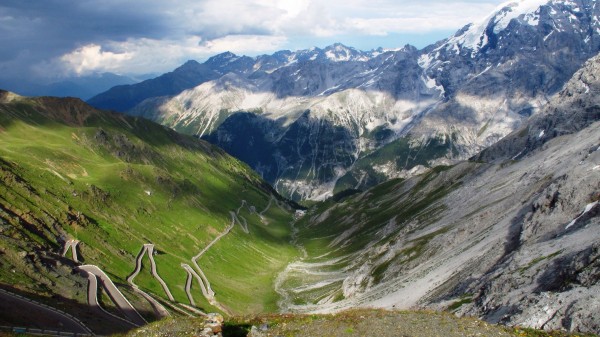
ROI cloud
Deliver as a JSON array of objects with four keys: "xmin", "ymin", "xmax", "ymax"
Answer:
[
  {"xmin": 199, "ymin": 35, "xmax": 289, "ymax": 54},
  {"xmin": 0, "ymin": 0, "xmax": 506, "ymax": 82},
  {"xmin": 47, "ymin": 35, "xmax": 289, "ymax": 77},
  {"xmin": 60, "ymin": 45, "xmax": 134, "ymax": 75},
  {"xmin": 340, "ymin": 1, "xmax": 501, "ymax": 35}
]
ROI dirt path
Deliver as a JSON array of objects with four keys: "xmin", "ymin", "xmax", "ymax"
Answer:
[{"xmin": 78, "ymin": 265, "xmax": 147, "ymax": 327}]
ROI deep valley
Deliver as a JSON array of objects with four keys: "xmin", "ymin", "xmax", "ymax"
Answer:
[{"xmin": 0, "ymin": 0, "xmax": 599, "ymax": 336}]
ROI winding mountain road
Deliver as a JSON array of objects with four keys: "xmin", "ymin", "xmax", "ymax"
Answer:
[
  {"xmin": 61, "ymin": 239, "xmax": 80, "ymax": 263},
  {"xmin": 181, "ymin": 263, "xmax": 211, "ymax": 304},
  {"xmin": 77, "ymin": 265, "xmax": 147, "ymax": 327},
  {"xmin": 258, "ymin": 196, "xmax": 274, "ymax": 223},
  {"xmin": 190, "ymin": 212, "xmax": 237, "ymax": 299},
  {"xmin": 127, "ymin": 244, "xmax": 172, "ymax": 318},
  {"xmin": 182, "ymin": 265, "xmax": 196, "ymax": 307},
  {"xmin": 0, "ymin": 288, "xmax": 93, "ymax": 335},
  {"xmin": 182, "ymin": 202, "xmax": 253, "ymax": 315}
]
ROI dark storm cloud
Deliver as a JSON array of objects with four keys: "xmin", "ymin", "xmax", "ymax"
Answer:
[{"xmin": 0, "ymin": 0, "xmax": 171, "ymax": 79}]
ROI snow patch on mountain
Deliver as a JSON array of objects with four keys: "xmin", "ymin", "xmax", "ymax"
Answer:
[
  {"xmin": 565, "ymin": 201, "xmax": 599, "ymax": 229},
  {"xmin": 442, "ymin": 0, "xmax": 550, "ymax": 56},
  {"xmin": 492, "ymin": 0, "xmax": 547, "ymax": 33}
]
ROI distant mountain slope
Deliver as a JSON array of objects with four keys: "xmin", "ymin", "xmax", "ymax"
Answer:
[
  {"xmin": 87, "ymin": 59, "xmax": 226, "ymax": 111},
  {"xmin": 277, "ymin": 51, "xmax": 600, "ymax": 333},
  {"xmin": 102, "ymin": 0, "xmax": 600, "ymax": 201},
  {"xmin": 275, "ymin": 52, "xmax": 600, "ymax": 333},
  {"xmin": 1, "ymin": 72, "xmax": 138, "ymax": 101},
  {"xmin": 0, "ymin": 90, "xmax": 297, "ymax": 334}
]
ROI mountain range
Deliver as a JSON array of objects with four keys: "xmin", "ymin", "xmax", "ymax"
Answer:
[
  {"xmin": 0, "ymin": 48, "xmax": 597, "ymax": 333},
  {"xmin": 0, "ymin": 0, "xmax": 599, "ymax": 335},
  {"xmin": 89, "ymin": 0, "xmax": 600, "ymax": 201}
]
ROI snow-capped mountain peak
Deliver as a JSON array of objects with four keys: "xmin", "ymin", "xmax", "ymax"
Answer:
[
  {"xmin": 443, "ymin": 0, "xmax": 550, "ymax": 56},
  {"xmin": 323, "ymin": 43, "xmax": 369, "ymax": 62},
  {"xmin": 490, "ymin": 0, "xmax": 548, "ymax": 33}
]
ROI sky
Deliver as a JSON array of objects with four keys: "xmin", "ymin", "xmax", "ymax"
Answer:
[{"xmin": 0, "ymin": 0, "xmax": 507, "ymax": 84}]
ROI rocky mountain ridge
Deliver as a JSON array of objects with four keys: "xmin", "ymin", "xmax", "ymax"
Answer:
[
  {"xmin": 274, "ymin": 52, "xmax": 600, "ymax": 333},
  {"xmin": 90, "ymin": 0, "xmax": 600, "ymax": 201}
]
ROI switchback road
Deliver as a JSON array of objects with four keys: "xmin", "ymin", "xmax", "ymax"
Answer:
[{"xmin": 77, "ymin": 265, "xmax": 146, "ymax": 327}]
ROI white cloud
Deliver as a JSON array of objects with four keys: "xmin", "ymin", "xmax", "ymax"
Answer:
[
  {"xmin": 60, "ymin": 44, "xmax": 134, "ymax": 75},
  {"xmin": 199, "ymin": 35, "xmax": 288, "ymax": 53},
  {"xmin": 342, "ymin": 2, "xmax": 501, "ymax": 35},
  {"xmin": 168, "ymin": 0, "xmax": 502, "ymax": 38},
  {"xmin": 49, "ymin": 0, "xmax": 505, "ymax": 76},
  {"xmin": 56, "ymin": 35, "xmax": 288, "ymax": 76}
]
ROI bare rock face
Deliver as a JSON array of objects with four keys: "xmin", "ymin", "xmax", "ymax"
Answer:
[
  {"xmin": 275, "ymin": 53, "xmax": 600, "ymax": 334},
  {"xmin": 476, "ymin": 53, "xmax": 600, "ymax": 163},
  {"xmin": 426, "ymin": 53, "xmax": 600, "ymax": 333},
  {"xmin": 96, "ymin": 0, "xmax": 600, "ymax": 201}
]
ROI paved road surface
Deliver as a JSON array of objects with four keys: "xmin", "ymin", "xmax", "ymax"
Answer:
[
  {"xmin": 127, "ymin": 244, "xmax": 172, "ymax": 318},
  {"xmin": 128, "ymin": 244, "xmax": 174, "ymax": 301},
  {"xmin": 78, "ymin": 265, "xmax": 147, "ymax": 326},
  {"xmin": 181, "ymin": 263, "xmax": 211, "ymax": 303},
  {"xmin": 0, "ymin": 288, "xmax": 93, "ymax": 335},
  {"xmin": 61, "ymin": 239, "xmax": 80, "ymax": 263},
  {"xmin": 182, "ymin": 266, "xmax": 196, "ymax": 306},
  {"xmin": 144, "ymin": 244, "xmax": 174, "ymax": 301}
]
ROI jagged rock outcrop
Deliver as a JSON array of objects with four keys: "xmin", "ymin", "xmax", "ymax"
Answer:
[
  {"xmin": 275, "ymin": 52, "xmax": 600, "ymax": 333},
  {"xmin": 450, "ymin": 49, "xmax": 600, "ymax": 334}
]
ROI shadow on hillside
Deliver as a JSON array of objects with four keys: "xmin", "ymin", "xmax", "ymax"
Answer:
[
  {"xmin": 223, "ymin": 322, "xmax": 252, "ymax": 337},
  {"xmin": 202, "ymin": 110, "xmax": 358, "ymax": 200},
  {"xmin": 0, "ymin": 284, "xmax": 147, "ymax": 336},
  {"xmin": 0, "ymin": 93, "xmax": 223, "ymax": 153}
]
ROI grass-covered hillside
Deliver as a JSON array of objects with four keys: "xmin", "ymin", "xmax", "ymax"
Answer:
[{"xmin": 0, "ymin": 90, "xmax": 298, "ymax": 334}]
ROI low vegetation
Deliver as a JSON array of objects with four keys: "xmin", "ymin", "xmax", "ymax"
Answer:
[{"xmin": 114, "ymin": 309, "xmax": 598, "ymax": 337}]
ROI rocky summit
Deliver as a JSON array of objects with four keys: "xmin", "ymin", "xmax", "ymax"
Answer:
[{"xmin": 89, "ymin": 0, "xmax": 600, "ymax": 201}]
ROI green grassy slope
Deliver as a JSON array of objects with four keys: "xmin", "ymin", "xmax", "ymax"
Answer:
[{"xmin": 0, "ymin": 91, "xmax": 298, "ymax": 326}]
